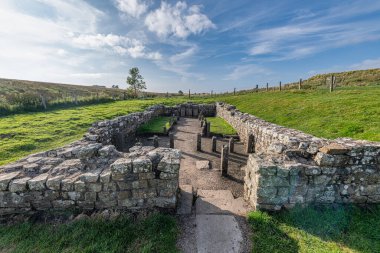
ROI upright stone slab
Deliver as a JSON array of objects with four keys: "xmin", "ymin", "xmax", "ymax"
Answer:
[
  {"xmin": 206, "ymin": 122, "xmax": 211, "ymax": 137},
  {"xmin": 180, "ymin": 107, "xmax": 186, "ymax": 117},
  {"xmin": 153, "ymin": 135, "xmax": 159, "ymax": 148},
  {"xmin": 196, "ymin": 133, "xmax": 202, "ymax": 151},
  {"xmin": 246, "ymin": 134, "xmax": 255, "ymax": 154},
  {"xmin": 211, "ymin": 136, "xmax": 217, "ymax": 152},
  {"xmin": 169, "ymin": 132, "xmax": 174, "ymax": 148},
  {"xmin": 221, "ymin": 145, "xmax": 229, "ymax": 177},
  {"xmin": 228, "ymin": 138, "xmax": 234, "ymax": 153}
]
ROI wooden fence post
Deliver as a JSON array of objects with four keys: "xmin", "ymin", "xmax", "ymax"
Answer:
[
  {"xmin": 188, "ymin": 89, "xmax": 191, "ymax": 99},
  {"xmin": 40, "ymin": 94, "xmax": 47, "ymax": 110},
  {"xmin": 221, "ymin": 145, "xmax": 229, "ymax": 177},
  {"xmin": 279, "ymin": 81, "xmax": 282, "ymax": 91},
  {"xmin": 266, "ymin": 83, "xmax": 269, "ymax": 91},
  {"xmin": 234, "ymin": 88, "xmax": 236, "ymax": 95},
  {"xmin": 330, "ymin": 75, "xmax": 334, "ymax": 92},
  {"xmin": 256, "ymin": 84, "xmax": 259, "ymax": 93},
  {"xmin": 299, "ymin": 79, "xmax": 302, "ymax": 90}
]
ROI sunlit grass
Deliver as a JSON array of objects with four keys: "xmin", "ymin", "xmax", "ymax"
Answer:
[{"xmin": 248, "ymin": 205, "xmax": 380, "ymax": 253}]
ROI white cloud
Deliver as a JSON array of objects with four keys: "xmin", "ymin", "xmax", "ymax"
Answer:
[
  {"xmin": 145, "ymin": 2, "xmax": 215, "ymax": 39},
  {"xmin": 225, "ymin": 64, "xmax": 270, "ymax": 81},
  {"xmin": 350, "ymin": 58, "xmax": 380, "ymax": 70},
  {"xmin": 115, "ymin": 0, "xmax": 148, "ymax": 18},
  {"xmin": 71, "ymin": 33, "xmax": 161, "ymax": 60}
]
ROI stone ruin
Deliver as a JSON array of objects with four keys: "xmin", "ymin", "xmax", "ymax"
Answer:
[
  {"xmin": 0, "ymin": 101, "xmax": 379, "ymax": 216},
  {"xmin": 0, "ymin": 103, "xmax": 215, "ymax": 217},
  {"xmin": 216, "ymin": 102, "xmax": 380, "ymax": 211}
]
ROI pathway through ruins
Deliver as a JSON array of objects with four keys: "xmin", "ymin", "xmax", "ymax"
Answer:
[{"xmin": 155, "ymin": 118, "xmax": 252, "ymax": 253}]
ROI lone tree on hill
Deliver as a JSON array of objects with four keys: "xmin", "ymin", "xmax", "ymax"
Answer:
[{"xmin": 127, "ymin": 67, "xmax": 146, "ymax": 97}]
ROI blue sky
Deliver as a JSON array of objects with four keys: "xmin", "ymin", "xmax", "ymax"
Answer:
[{"xmin": 1, "ymin": 0, "xmax": 380, "ymax": 92}]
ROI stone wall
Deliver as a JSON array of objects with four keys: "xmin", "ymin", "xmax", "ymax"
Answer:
[
  {"xmin": 0, "ymin": 141, "xmax": 180, "ymax": 216},
  {"xmin": 216, "ymin": 102, "xmax": 380, "ymax": 210},
  {"xmin": 86, "ymin": 103, "xmax": 215, "ymax": 150},
  {"xmin": 0, "ymin": 102, "xmax": 215, "ymax": 217}
]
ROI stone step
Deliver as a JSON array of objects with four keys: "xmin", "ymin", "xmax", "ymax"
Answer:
[
  {"xmin": 177, "ymin": 184, "xmax": 194, "ymax": 215},
  {"xmin": 196, "ymin": 214, "xmax": 243, "ymax": 253},
  {"xmin": 197, "ymin": 189, "xmax": 234, "ymax": 200},
  {"xmin": 195, "ymin": 197, "xmax": 249, "ymax": 216}
]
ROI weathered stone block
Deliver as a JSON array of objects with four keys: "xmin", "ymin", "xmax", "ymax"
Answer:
[
  {"xmin": 305, "ymin": 166, "xmax": 321, "ymax": 175},
  {"xmin": 319, "ymin": 143, "xmax": 350, "ymax": 155},
  {"xmin": 68, "ymin": 191, "xmax": 83, "ymax": 201},
  {"xmin": 154, "ymin": 196, "xmax": 176, "ymax": 208},
  {"xmin": 139, "ymin": 172, "xmax": 155, "ymax": 180},
  {"xmin": 111, "ymin": 158, "xmax": 132, "ymax": 174},
  {"xmin": 277, "ymin": 168, "xmax": 289, "ymax": 177},
  {"xmin": 9, "ymin": 177, "xmax": 31, "ymax": 192},
  {"xmin": 314, "ymin": 152, "xmax": 348, "ymax": 167},
  {"xmin": 258, "ymin": 166, "xmax": 277, "ymax": 176},
  {"xmin": 132, "ymin": 180, "xmax": 148, "ymax": 189},
  {"xmin": 87, "ymin": 183, "xmax": 102, "ymax": 192},
  {"xmin": 259, "ymin": 176, "xmax": 289, "ymax": 187},
  {"xmin": 100, "ymin": 169, "xmax": 111, "ymax": 183},
  {"xmin": 80, "ymin": 172, "xmax": 100, "ymax": 183},
  {"xmin": 28, "ymin": 173, "xmax": 48, "ymax": 191},
  {"xmin": 160, "ymin": 172, "xmax": 177, "ymax": 179},
  {"xmin": 46, "ymin": 175, "xmax": 64, "ymax": 190},
  {"xmin": 257, "ymin": 187, "xmax": 277, "ymax": 198},
  {"xmin": 132, "ymin": 157, "xmax": 152, "ymax": 173},
  {"xmin": 132, "ymin": 189, "xmax": 157, "ymax": 199},
  {"xmin": 0, "ymin": 171, "xmax": 20, "ymax": 191},
  {"xmin": 85, "ymin": 192, "xmax": 97, "ymax": 202},
  {"xmin": 74, "ymin": 180, "xmax": 86, "ymax": 192},
  {"xmin": 52, "ymin": 200, "xmax": 75, "ymax": 209}
]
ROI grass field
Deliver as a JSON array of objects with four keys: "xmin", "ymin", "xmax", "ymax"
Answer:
[
  {"xmin": 210, "ymin": 86, "xmax": 380, "ymax": 141},
  {"xmin": 0, "ymin": 213, "xmax": 178, "ymax": 253},
  {"xmin": 137, "ymin": 116, "xmax": 172, "ymax": 134},
  {"xmin": 206, "ymin": 117, "xmax": 237, "ymax": 136},
  {"xmin": 1, "ymin": 86, "xmax": 379, "ymax": 165},
  {"xmin": 249, "ymin": 205, "xmax": 380, "ymax": 253}
]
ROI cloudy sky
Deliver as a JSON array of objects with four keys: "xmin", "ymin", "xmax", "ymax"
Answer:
[{"xmin": 1, "ymin": 0, "xmax": 380, "ymax": 92}]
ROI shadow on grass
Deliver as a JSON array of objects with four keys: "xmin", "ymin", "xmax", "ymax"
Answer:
[
  {"xmin": 248, "ymin": 211, "xmax": 299, "ymax": 253},
  {"xmin": 249, "ymin": 205, "xmax": 380, "ymax": 253},
  {"xmin": 0, "ymin": 213, "xmax": 179, "ymax": 253}
]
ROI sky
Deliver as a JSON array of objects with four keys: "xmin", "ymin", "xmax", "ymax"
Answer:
[{"xmin": 0, "ymin": 0, "xmax": 380, "ymax": 93}]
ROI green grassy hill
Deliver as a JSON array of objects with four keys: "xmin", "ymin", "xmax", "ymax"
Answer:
[
  {"xmin": 0, "ymin": 78, "xmax": 174, "ymax": 115},
  {"xmin": 284, "ymin": 68, "xmax": 380, "ymax": 90}
]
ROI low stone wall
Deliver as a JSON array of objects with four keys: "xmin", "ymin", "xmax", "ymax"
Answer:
[
  {"xmin": 86, "ymin": 103, "xmax": 215, "ymax": 150},
  {"xmin": 0, "ymin": 142, "xmax": 180, "ymax": 216},
  {"xmin": 217, "ymin": 102, "xmax": 380, "ymax": 210}
]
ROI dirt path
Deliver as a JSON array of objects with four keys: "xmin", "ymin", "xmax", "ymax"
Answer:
[{"xmin": 171, "ymin": 118, "xmax": 252, "ymax": 253}]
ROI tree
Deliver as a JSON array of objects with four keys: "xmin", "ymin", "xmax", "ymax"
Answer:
[
  {"xmin": 126, "ymin": 67, "xmax": 146, "ymax": 97},
  {"xmin": 178, "ymin": 90, "xmax": 184, "ymax": 95}
]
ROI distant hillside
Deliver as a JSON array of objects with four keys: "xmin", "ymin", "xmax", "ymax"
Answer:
[
  {"xmin": 0, "ymin": 78, "xmax": 171, "ymax": 115},
  {"xmin": 286, "ymin": 68, "xmax": 380, "ymax": 89}
]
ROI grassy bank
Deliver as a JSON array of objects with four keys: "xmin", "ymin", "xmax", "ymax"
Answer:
[
  {"xmin": 1, "ymin": 86, "xmax": 379, "ymax": 165},
  {"xmin": 212, "ymin": 86, "xmax": 380, "ymax": 141},
  {"xmin": 137, "ymin": 116, "xmax": 172, "ymax": 135},
  {"xmin": 0, "ymin": 98, "xmax": 184, "ymax": 166},
  {"xmin": 0, "ymin": 213, "xmax": 178, "ymax": 253},
  {"xmin": 249, "ymin": 205, "xmax": 380, "ymax": 253},
  {"xmin": 206, "ymin": 117, "xmax": 237, "ymax": 136}
]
